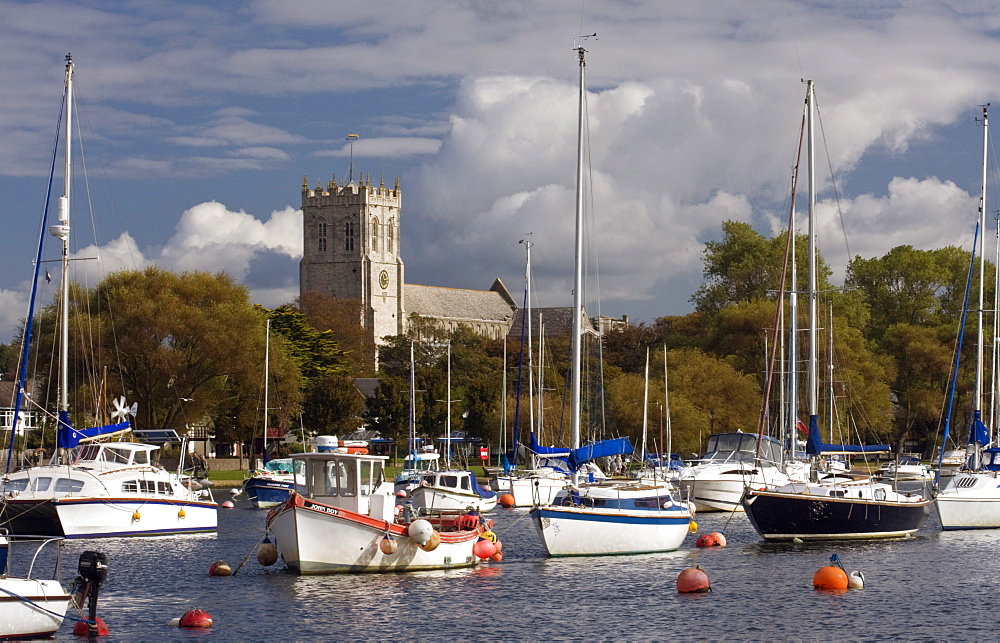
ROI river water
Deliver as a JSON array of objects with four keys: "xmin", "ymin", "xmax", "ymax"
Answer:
[{"xmin": 36, "ymin": 493, "xmax": 996, "ymax": 641}]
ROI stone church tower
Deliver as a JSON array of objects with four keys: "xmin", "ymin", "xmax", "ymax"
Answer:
[{"xmin": 299, "ymin": 174, "xmax": 404, "ymax": 342}]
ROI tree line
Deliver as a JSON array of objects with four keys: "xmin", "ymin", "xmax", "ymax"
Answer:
[{"xmin": 1, "ymin": 220, "xmax": 983, "ymax": 459}]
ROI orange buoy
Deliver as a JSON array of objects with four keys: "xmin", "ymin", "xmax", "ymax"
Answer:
[
  {"xmin": 72, "ymin": 616, "xmax": 109, "ymax": 636},
  {"xmin": 490, "ymin": 551, "xmax": 503, "ymax": 562},
  {"xmin": 709, "ymin": 532, "xmax": 727, "ymax": 547},
  {"xmin": 379, "ymin": 534, "xmax": 398, "ymax": 555},
  {"xmin": 221, "ymin": 500, "xmax": 235, "ymax": 509},
  {"xmin": 499, "ymin": 494, "xmax": 515, "ymax": 508},
  {"xmin": 178, "ymin": 508, "xmax": 186, "ymax": 519},
  {"xmin": 695, "ymin": 533, "xmax": 717, "ymax": 548},
  {"xmin": 494, "ymin": 540, "xmax": 503, "ymax": 553},
  {"xmin": 208, "ymin": 560, "xmax": 232, "ymax": 576},
  {"xmin": 813, "ymin": 566, "xmax": 849, "ymax": 590},
  {"xmin": 131, "ymin": 510, "xmax": 141, "ymax": 522},
  {"xmin": 473, "ymin": 538, "xmax": 497, "ymax": 560},
  {"xmin": 676, "ymin": 566, "xmax": 712, "ymax": 593},
  {"xmin": 179, "ymin": 608, "xmax": 213, "ymax": 628},
  {"xmin": 418, "ymin": 530, "xmax": 441, "ymax": 552}
]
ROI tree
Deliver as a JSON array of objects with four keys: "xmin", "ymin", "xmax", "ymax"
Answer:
[
  {"xmin": 304, "ymin": 373, "xmax": 366, "ymax": 434},
  {"xmin": 297, "ymin": 291, "xmax": 376, "ymax": 376}
]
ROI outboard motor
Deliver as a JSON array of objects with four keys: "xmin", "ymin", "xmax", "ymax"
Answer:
[{"xmin": 73, "ymin": 551, "xmax": 108, "ymax": 636}]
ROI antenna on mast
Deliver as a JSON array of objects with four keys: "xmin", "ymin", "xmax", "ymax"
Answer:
[{"xmin": 346, "ymin": 133, "xmax": 359, "ymax": 183}]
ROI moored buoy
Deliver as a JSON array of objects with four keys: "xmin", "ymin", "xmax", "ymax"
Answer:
[
  {"xmin": 418, "ymin": 530, "xmax": 441, "ymax": 552},
  {"xmin": 813, "ymin": 565, "xmax": 848, "ymax": 590},
  {"xmin": 407, "ymin": 519, "xmax": 434, "ymax": 546},
  {"xmin": 208, "ymin": 560, "xmax": 232, "ymax": 576},
  {"xmin": 73, "ymin": 616, "xmax": 109, "ymax": 636},
  {"xmin": 494, "ymin": 540, "xmax": 503, "ymax": 553},
  {"xmin": 379, "ymin": 534, "xmax": 398, "ymax": 555},
  {"xmin": 257, "ymin": 540, "xmax": 278, "ymax": 566},
  {"xmin": 676, "ymin": 566, "xmax": 711, "ymax": 593},
  {"xmin": 221, "ymin": 500, "xmax": 235, "ymax": 509},
  {"xmin": 709, "ymin": 532, "xmax": 727, "ymax": 547},
  {"xmin": 473, "ymin": 538, "xmax": 497, "ymax": 560},
  {"xmin": 179, "ymin": 608, "xmax": 213, "ymax": 628},
  {"xmin": 848, "ymin": 570, "xmax": 865, "ymax": 589},
  {"xmin": 395, "ymin": 489, "xmax": 407, "ymax": 498},
  {"xmin": 481, "ymin": 530, "xmax": 498, "ymax": 543},
  {"xmin": 695, "ymin": 533, "xmax": 715, "ymax": 547},
  {"xmin": 499, "ymin": 493, "xmax": 515, "ymax": 508},
  {"xmin": 490, "ymin": 551, "xmax": 503, "ymax": 562}
]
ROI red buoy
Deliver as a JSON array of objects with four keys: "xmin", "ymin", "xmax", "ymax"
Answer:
[
  {"xmin": 472, "ymin": 538, "xmax": 497, "ymax": 560},
  {"xmin": 208, "ymin": 560, "xmax": 232, "ymax": 576},
  {"xmin": 498, "ymin": 494, "xmax": 515, "ymax": 508},
  {"xmin": 710, "ymin": 532, "xmax": 727, "ymax": 547},
  {"xmin": 695, "ymin": 533, "xmax": 717, "ymax": 548},
  {"xmin": 676, "ymin": 566, "xmax": 712, "ymax": 593},
  {"xmin": 73, "ymin": 616, "xmax": 109, "ymax": 636},
  {"xmin": 813, "ymin": 566, "xmax": 849, "ymax": 590},
  {"xmin": 179, "ymin": 608, "xmax": 213, "ymax": 628},
  {"xmin": 490, "ymin": 551, "xmax": 503, "ymax": 562},
  {"xmin": 221, "ymin": 500, "xmax": 235, "ymax": 509}
]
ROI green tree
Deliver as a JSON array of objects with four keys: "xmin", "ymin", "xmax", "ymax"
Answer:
[{"xmin": 304, "ymin": 373, "xmax": 366, "ymax": 434}]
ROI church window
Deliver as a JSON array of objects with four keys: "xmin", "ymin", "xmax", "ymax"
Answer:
[
  {"xmin": 345, "ymin": 221, "xmax": 355, "ymax": 251},
  {"xmin": 388, "ymin": 219, "xmax": 394, "ymax": 253},
  {"xmin": 318, "ymin": 222, "xmax": 327, "ymax": 252},
  {"xmin": 372, "ymin": 217, "xmax": 380, "ymax": 252}
]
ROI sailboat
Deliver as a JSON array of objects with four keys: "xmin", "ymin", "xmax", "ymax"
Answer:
[
  {"xmin": 0, "ymin": 55, "xmax": 217, "ymax": 538},
  {"xmin": 742, "ymin": 80, "xmax": 930, "ymax": 540},
  {"xmin": 406, "ymin": 341, "xmax": 498, "ymax": 512},
  {"xmin": 242, "ymin": 319, "xmax": 296, "ymax": 508},
  {"xmin": 528, "ymin": 44, "xmax": 691, "ymax": 556},
  {"xmin": 934, "ymin": 105, "xmax": 1000, "ymax": 530}
]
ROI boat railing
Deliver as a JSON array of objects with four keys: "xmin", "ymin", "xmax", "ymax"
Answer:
[{"xmin": 1, "ymin": 533, "xmax": 65, "ymax": 580}]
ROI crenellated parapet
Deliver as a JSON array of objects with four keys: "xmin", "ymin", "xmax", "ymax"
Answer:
[{"xmin": 301, "ymin": 173, "xmax": 402, "ymax": 207}]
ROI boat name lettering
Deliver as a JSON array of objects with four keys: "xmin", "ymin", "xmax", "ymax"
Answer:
[{"xmin": 305, "ymin": 500, "xmax": 338, "ymax": 515}]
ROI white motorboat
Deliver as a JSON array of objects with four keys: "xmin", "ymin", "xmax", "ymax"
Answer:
[
  {"xmin": 935, "ymin": 448, "xmax": 1000, "ymax": 530},
  {"xmin": 876, "ymin": 455, "xmax": 932, "ymax": 481},
  {"xmin": 0, "ymin": 440, "xmax": 217, "ymax": 538},
  {"xmin": 677, "ymin": 432, "xmax": 790, "ymax": 512},
  {"xmin": 266, "ymin": 451, "xmax": 492, "ymax": 574},
  {"xmin": 0, "ymin": 534, "xmax": 71, "ymax": 638},
  {"xmin": 406, "ymin": 470, "xmax": 498, "ymax": 512}
]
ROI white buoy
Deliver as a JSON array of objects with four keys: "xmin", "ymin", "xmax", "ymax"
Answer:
[
  {"xmin": 407, "ymin": 519, "xmax": 434, "ymax": 546},
  {"xmin": 848, "ymin": 571, "xmax": 865, "ymax": 589}
]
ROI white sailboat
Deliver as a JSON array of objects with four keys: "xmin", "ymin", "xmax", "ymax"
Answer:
[
  {"xmin": 529, "ymin": 44, "xmax": 691, "ymax": 556},
  {"xmin": 742, "ymin": 80, "xmax": 930, "ymax": 540},
  {"xmin": 0, "ymin": 55, "xmax": 217, "ymax": 539},
  {"xmin": 934, "ymin": 104, "xmax": 1000, "ymax": 529}
]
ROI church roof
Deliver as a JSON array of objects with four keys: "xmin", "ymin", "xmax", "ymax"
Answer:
[
  {"xmin": 404, "ymin": 284, "xmax": 515, "ymax": 323},
  {"xmin": 507, "ymin": 306, "xmax": 595, "ymax": 338}
]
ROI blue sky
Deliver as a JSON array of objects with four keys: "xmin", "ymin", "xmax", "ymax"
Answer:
[{"xmin": 2, "ymin": 1, "xmax": 999, "ymax": 341}]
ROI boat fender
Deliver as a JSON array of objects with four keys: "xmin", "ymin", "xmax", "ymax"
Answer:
[
  {"xmin": 688, "ymin": 520, "xmax": 698, "ymax": 534},
  {"xmin": 848, "ymin": 571, "xmax": 865, "ymax": 589},
  {"xmin": 257, "ymin": 538, "xmax": 279, "ymax": 566},
  {"xmin": 813, "ymin": 566, "xmax": 848, "ymax": 590},
  {"xmin": 178, "ymin": 508, "xmax": 186, "ymax": 519},
  {"xmin": 687, "ymin": 501, "xmax": 697, "ymax": 515},
  {"xmin": 208, "ymin": 560, "xmax": 232, "ymax": 576},
  {"xmin": 494, "ymin": 540, "xmax": 503, "ymax": 553},
  {"xmin": 419, "ymin": 530, "xmax": 441, "ymax": 552},
  {"xmin": 178, "ymin": 608, "xmax": 213, "ymax": 628},
  {"xmin": 131, "ymin": 510, "xmax": 141, "ymax": 522},
  {"xmin": 73, "ymin": 616, "xmax": 109, "ymax": 636},
  {"xmin": 676, "ymin": 566, "xmax": 711, "ymax": 593},
  {"xmin": 490, "ymin": 551, "xmax": 503, "ymax": 562},
  {"xmin": 379, "ymin": 534, "xmax": 398, "ymax": 555},
  {"xmin": 473, "ymin": 538, "xmax": 497, "ymax": 560},
  {"xmin": 407, "ymin": 519, "xmax": 434, "ymax": 546}
]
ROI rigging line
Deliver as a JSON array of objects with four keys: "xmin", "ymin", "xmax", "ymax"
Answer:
[{"xmin": 812, "ymin": 93, "xmax": 853, "ymax": 263}]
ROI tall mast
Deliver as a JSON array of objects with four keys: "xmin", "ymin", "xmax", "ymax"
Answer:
[
  {"xmin": 641, "ymin": 347, "xmax": 649, "ymax": 462},
  {"xmin": 525, "ymin": 239, "xmax": 534, "ymax": 437},
  {"xmin": 446, "ymin": 341, "xmax": 452, "ymax": 467},
  {"xmin": 263, "ymin": 318, "xmax": 270, "ymax": 456},
  {"xmin": 975, "ymin": 105, "xmax": 988, "ymax": 420},
  {"xmin": 788, "ymin": 171, "xmax": 799, "ymax": 454},
  {"xmin": 806, "ymin": 80, "xmax": 819, "ymax": 436},
  {"xmin": 570, "ymin": 45, "xmax": 587, "ymax": 456}
]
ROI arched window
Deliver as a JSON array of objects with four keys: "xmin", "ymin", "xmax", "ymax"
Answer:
[
  {"xmin": 317, "ymin": 222, "xmax": 327, "ymax": 252},
  {"xmin": 388, "ymin": 218, "xmax": 395, "ymax": 254},
  {"xmin": 371, "ymin": 216, "xmax": 380, "ymax": 252},
  {"xmin": 345, "ymin": 221, "xmax": 355, "ymax": 251}
]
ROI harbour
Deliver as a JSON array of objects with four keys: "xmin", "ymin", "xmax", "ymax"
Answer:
[{"xmin": 30, "ymin": 494, "xmax": 994, "ymax": 641}]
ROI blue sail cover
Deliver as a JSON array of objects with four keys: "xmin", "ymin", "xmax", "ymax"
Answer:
[
  {"xmin": 57, "ymin": 413, "xmax": 131, "ymax": 449},
  {"xmin": 528, "ymin": 432, "xmax": 570, "ymax": 456},
  {"xmin": 567, "ymin": 437, "xmax": 634, "ymax": 470},
  {"xmin": 968, "ymin": 411, "xmax": 990, "ymax": 447},
  {"xmin": 805, "ymin": 414, "xmax": 888, "ymax": 456}
]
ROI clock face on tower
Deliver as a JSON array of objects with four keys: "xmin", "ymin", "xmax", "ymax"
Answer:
[{"xmin": 379, "ymin": 270, "xmax": 389, "ymax": 290}]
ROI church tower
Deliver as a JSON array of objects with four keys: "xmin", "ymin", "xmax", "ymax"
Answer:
[{"xmin": 300, "ymin": 173, "xmax": 404, "ymax": 342}]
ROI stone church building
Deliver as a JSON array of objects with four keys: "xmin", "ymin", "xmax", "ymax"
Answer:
[{"xmin": 299, "ymin": 174, "xmax": 518, "ymax": 347}]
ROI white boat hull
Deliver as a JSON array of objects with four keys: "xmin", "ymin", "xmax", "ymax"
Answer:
[
  {"xmin": 506, "ymin": 476, "xmax": 566, "ymax": 508},
  {"xmin": 267, "ymin": 494, "xmax": 484, "ymax": 574},
  {"xmin": 530, "ymin": 505, "xmax": 691, "ymax": 556},
  {"xmin": 408, "ymin": 487, "xmax": 497, "ymax": 513},
  {"xmin": 0, "ymin": 578, "xmax": 69, "ymax": 638},
  {"xmin": 3, "ymin": 497, "xmax": 218, "ymax": 538},
  {"xmin": 935, "ymin": 471, "xmax": 1000, "ymax": 529},
  {"xmin": 678, "ymin": 465, "xmax": 789, "ymax": 512}
]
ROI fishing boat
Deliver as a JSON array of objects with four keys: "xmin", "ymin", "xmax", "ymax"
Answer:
[
  {"xmin": 0, "ymin": 56, "xmax": 217, "ymax": 539},
  {"xmin": 934, "ymin": 105, "xmax": 1000, "ymax": 530},
  {"xmin": 677, "ymin": 432, "xmax": 788, "ymax": 512},
  {"xmin": 242, "ymin": 458, "xmax": 295, "ymax": 509},
  {"xmin": 742, "ymin": 81, "xmax": 930, "ymax": 540},
  {"xmin": 265, "ymin": 450, "xmax": 491, "ymax": 574},
  {"xmin": 406, "ymin": 342, "xmax": 497, "ymax": 513},
  {"xmin": 529, "ymin": 44, "xmax": 691, "ymax": 556},
  {"xmin": 0, "ymin": 534, "xmax": 72, "ymax": 638}
]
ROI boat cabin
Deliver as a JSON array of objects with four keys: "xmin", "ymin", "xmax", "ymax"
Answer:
[
  {"xmin": 74, "ymin": 443, "xmax": 158, "ymax": 467},
  {"xmin": 292, "ymin": 452, "xmax": 393, "ymax": 518},
  {"xmin": 702, "ymin": 433, "xmax": 782, "ymax": 465}
]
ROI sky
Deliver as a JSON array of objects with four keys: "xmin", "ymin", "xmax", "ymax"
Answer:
[{"xmin": 2, "ymin": 1, "xmax": 1000, "ymax": 342}]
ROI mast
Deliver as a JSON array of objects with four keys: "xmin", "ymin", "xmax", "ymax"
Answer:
[
  {"xmin": 525, "ymin": 239, "xmax": 535, "ymax": 439},
  {"xmin": 570, "ymin": 45, "xmax": 587, "ymax": 460},
  {"xmin": 788, "ymin": 178, "xmax": 799, "ymax": 455},
  {"xmin": 446, "ymin": 341, "xmax": 452, "ymax": 467},
  {"xmin": 409, "ymin": 341, "xmax": 416, "ymax": 460},
  {"xmin": 828, "ymin": 305, "xmax": 835, "ymax": 443},
  {"xmin": 806, "ymin": 80, "xmax": 820, "ymax": 441},
  {"xmin": 263, "ymin": 318, "xmax": 270, "ymax": 458},
  {"xmin": 664, "ymin": 344, "xmax": 672, "ymax": 466},
  {"xmin": 975, "ymin": 105, "xmax": 988, "ymax": 428},
  {"xmin": 536, "ymin": 318, "xmax": 545, "ymax": 444},
  {"xmin": 641, "ymin": 347, "xmax": 649, "ymax": 464},
  {"xmin": 50, "ymin": 54, "xmax": 74, "ymax": 462}
]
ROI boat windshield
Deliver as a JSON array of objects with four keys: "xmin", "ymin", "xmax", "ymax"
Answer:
[{"xmin": 703, "ymin": 434, "xmax": 781, "ymax": 464}]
